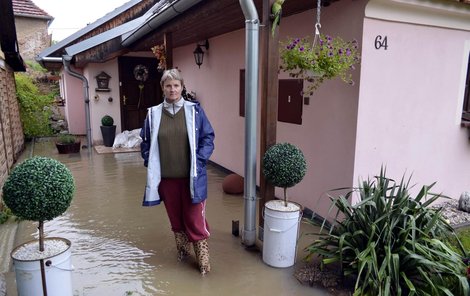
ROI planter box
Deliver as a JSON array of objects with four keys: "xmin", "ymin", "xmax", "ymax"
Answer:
[{"xmin": 56, "ymin": 142, "xmax": 81, "ymax": 154}]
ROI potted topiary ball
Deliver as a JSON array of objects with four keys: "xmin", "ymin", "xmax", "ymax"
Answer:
[
  {"xmin": 3, "ymin": 156, "xmax": 75, "ymax": 296},
  {"xmin": 100, "ymin": 114, "xmax": 116, "ymax": 147},
  {"xmin": 261, "ymin": 142, "xmax": 307, "ymax": 268},
  {"xmin": 263, "ymin": 142, "xmax": 307, "ymax": 206}
]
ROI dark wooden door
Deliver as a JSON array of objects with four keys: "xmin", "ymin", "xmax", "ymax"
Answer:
[{"xmin": 118, "ymin": 56, "xmax": 163, "ymax": 131}]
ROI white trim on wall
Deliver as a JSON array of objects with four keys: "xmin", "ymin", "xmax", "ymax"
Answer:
[
  {"xmin": 365, "ymin": 0, "xmax": 470, "ymax": 31},
  {"xmin": 456, "ymin": 40, "xmax": 470, "ymax": 124}
]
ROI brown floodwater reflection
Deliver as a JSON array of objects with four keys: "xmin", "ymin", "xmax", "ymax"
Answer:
[{"xmin": 9, "ymin": 140, "xmax": 328, "ymax": 296}]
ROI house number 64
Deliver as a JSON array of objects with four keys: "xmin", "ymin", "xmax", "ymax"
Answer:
[{"xmin": 374, "ymin": 35, "xmax": 388, "ymax": 50}]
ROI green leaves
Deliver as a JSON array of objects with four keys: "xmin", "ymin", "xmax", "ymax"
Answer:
[
  {"xmin": 262, "ymin": 143, "xmax": 307, "ymax": 205},
  {"xmin": 2, "ymin": 157, "xmax": 75, "ymax": 222},
  {"xmin": 15, "ymin": 73, "xmax": 54, "ymax": 138},
  {"xmin": 279, "ymin": 34, "xmax": 360, "ymax": 95},
  {"xmin": 101, "ymin": 115, "xmax": 114, "ymax": 126},
  {"xmin": 305, "ymin": 168, "xmax": 469, "ymax": 295},
  {"xmin": 262, "ymin": 143, "xmax": 307, "ymax": 189}
]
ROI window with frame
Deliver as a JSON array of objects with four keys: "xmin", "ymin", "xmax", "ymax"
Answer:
[{"xmin": 462, "ymin": 53, "xmax": 470, "ymax": 121}]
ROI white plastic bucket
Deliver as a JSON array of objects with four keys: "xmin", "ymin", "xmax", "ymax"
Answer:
[
  {"xmin": 262, "ymin": 200, "xmax": 302, "ymax": 268},
  {"xmin": 11, "ymin": 237, "xmax": 73, "ymax": 296}
]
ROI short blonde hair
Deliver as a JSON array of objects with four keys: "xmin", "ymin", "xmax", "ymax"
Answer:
[{"xmin": 160, "ymin": 69, "xmax": 184, "ymax": 88}]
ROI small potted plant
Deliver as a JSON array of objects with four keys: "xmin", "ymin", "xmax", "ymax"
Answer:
[
  {"xmin": 55, "ymin": 134, "xmax": 80, "ymax": 154},
  {"xmin": 261, "ymin": 142, "xmax": 307, "ymax": 268},
  {"xmin": 3, "ymin": 156, "xmax": 75, "ymax": 296},
  {"xmin": 100, "ymin": 114, "xmax": 116, "ymax": 147},
  {"xmin": 279, "ymin": 34, "xmax": 360, "ymax": 95}
]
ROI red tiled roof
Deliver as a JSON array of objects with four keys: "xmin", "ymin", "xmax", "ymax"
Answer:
[{"xmin": 12, "ymin": 0, "xmax": 53, "ymax": 20}]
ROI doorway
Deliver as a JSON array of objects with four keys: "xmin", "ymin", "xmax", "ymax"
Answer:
[{"xmin": 118, "ymin": 56, "xmax": 163, "ymax": 131}]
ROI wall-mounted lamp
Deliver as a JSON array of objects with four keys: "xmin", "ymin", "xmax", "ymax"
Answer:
[{"xmin": 193, "ymin": 40, "xmax": 209, "ymax": 68}]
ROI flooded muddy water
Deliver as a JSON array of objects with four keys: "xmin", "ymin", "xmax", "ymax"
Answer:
[{"xmin": 7, "ymin": 141, "xmax": 328, "ymax": 296}]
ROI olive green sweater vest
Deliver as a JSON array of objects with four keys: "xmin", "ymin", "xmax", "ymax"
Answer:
[{"xmin": 158, "ymin": 109, "xmax": 190, "ymax": 178}]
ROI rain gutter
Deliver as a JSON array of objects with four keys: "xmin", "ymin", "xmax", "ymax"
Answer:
[
  {"xmin": 239, "ymin": 0, "xmax": 259, "ymax": 247},
  {"xmin": 121, "ymin": 0, "xmax": 204, "ymax": 47},
  {"xmin": 61, "ymin": 55, "xmax": 92, "ymax": 150}
]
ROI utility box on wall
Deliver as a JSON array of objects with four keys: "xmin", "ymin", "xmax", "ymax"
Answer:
[
  {"xmin": 278, "ymin": 79, "xmax": 303, "ymax": 125},
  {"xmin": 239, "ymin": 69, "xmax": 303, "ymax": 125}
]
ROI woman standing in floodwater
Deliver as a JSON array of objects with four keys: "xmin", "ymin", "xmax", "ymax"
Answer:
[{"xmin": 140, "ymin": 69, "xmax": 215, "ymax": 275}]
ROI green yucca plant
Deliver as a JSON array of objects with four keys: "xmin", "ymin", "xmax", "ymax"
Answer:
[{"xmin": 305, "ymin": 168, "xmax": 469, "ymax": 296}]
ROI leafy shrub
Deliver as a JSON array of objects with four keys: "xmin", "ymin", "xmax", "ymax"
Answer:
[
  {"xmin": 262, "ymin": 143, "xmax": 307, "ymax": 206},
  {"xmin": 25, "ymin": 60, "xmax": 47, "ymax": 73},
  {"xmin": 57, "ymin": 134, "xmax": 77, "ymax": 144},
  {"xmin": 0, "ymin": 203, "xmax": 13, "ymax": 224},
  {"xmin": 305, "ymin": 168, "xmax": 469, "ymax": 295},
  {"xmin": 456, "ymin": 229, "xmax": 470, "ymax": 253},
  {"xmin": 3, "ymin": 157, "xmax": 75, "ymax": 222},
  {"xmin": 15, "ymin": 73, "xmax": 54, "ymax": 138},
  {"xmin": 101, "ymin": 115, "xmax": 114, "ymax": 126}
]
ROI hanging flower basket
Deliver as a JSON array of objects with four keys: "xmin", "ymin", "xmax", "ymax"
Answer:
[
  {"xmin": 151, "ymin": 44, "xmax": 167, "ymax": 72},
  {"xmin": 279, "ymin": 34, "xmax": 360, "ymax": 95}
]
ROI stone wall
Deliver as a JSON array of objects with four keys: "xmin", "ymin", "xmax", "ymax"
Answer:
[{"xmin": 14, "ymin": 16, "xmax": 51, "ymax": 61}]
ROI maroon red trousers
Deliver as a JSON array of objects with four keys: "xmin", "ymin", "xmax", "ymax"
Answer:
[{"xmin": 158, "ymin": 178, "xmax": 210, "ymax": 242}]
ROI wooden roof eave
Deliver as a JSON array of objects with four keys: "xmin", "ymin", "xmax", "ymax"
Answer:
[
  {"xmin": 38, "ymin": 0, "xmax": 157, "ymax": 70},
  {"xmin": 0, "ymin": 0, "xmax": 26, "ymax": 71},
  {"xmin": 127, "ymin": 0, "xmax": 318, "ymax": 52},
  {"xmin": 73, "ymin": 37, "xmax": 130, "ymax": 68},
  {"xmin": 65, "ymin": 0, "xmax": 326, "ymax": 68}
]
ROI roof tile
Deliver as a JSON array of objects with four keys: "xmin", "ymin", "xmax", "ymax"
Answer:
[{"xmin": 12, "ymin": 0, "xmax": 53, "ymax": 20}]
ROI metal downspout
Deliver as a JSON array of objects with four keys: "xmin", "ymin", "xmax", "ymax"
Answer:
[
  {"xmin": 239, "ymin": 0, "xmax": 259, "ymax": 247},
  {"xmin": 62, "ymin": 55, "xmax": 92, "ymax": 150}
]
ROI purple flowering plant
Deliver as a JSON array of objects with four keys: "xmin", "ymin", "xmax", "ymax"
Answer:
[{"xmin": 279, "ymin": 34, "xmax": 360, "ymax": 94}]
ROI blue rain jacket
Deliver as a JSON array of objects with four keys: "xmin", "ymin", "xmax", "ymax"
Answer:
[{"xmin": 140, "ymin": 100, "xmax": 215, "ymax": 206}]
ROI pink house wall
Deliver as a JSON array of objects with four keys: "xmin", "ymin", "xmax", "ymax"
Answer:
[
  {"xmin": 173, "ymin": 29, "xmax": 247, "ymax": 175},
  {"xmin": 63, "ymin": 53, "xmax": 154, "ymax": 145},
  {"xmin": 355, "ymin": 16, "xmax": 470, "ymax": 201},
  {"xmin": 172, "ymin": 0, "xmax": 366, "ymax": 216},
  {"xmin": 62, "ymin": 69, "xmax": 86, "ymax": 135}
]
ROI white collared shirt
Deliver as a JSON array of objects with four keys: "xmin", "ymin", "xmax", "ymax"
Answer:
[{"xmin": 163, "ymin": 97, "xmax": 184, "ymax": 115}]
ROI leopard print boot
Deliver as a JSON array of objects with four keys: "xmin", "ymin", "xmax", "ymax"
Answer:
[
  {"xmin": 193, "ymin": 239, "xmax": 210, "ymax": 275},
  {"xmin": 174, "ymin": 232, "xmax": 191, "ymax": 261}
]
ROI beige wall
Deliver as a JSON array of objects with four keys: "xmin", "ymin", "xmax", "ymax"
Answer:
[{"xmin": 15, "ymin": 16, "xmax": 51, "ymax": 61}]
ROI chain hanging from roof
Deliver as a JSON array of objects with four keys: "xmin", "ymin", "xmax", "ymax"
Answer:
[{"xmin": 312, "ymin": 0, "xmax": 322, "ymax": 50}]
